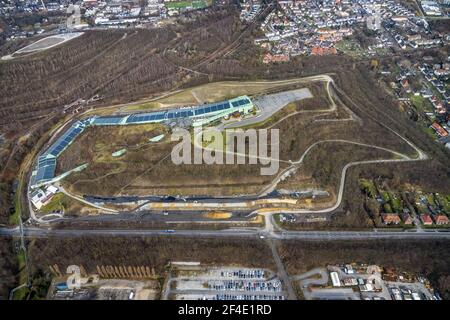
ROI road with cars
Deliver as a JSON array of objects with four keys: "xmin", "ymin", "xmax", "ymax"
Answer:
[{"xmin": 1, "ymin": 225, "xmax": 449, "ymax": 240}]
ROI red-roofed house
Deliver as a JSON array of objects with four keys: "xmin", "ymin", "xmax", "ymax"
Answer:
[
  {"xmin": 420, "ymin": 214, "xmax": 433, "ymax": 225},
  {"xmin": 431, "ymin": 122, "xmax": 448, "ymax": 137},
  {"xmin": 382, "ymin": 213, "xmax": 401, "ymax": 225},
  {"xmin": 401, "ymin": 79, "xmax": 411, "ymax": 93},
  {"xmin": 263, "ymin": 53, "xmax": 290, "ymax": 64},
  {"xmin": 401, "ymin": 213, "xmax": 414, "ymax": 225},
  {"xmin": 433, "ymin": 214, "xmax": 449, "ymax": 225},
  {"xmin": 311, "ymin": 46, "xmax": 337, "ymax": 56}
]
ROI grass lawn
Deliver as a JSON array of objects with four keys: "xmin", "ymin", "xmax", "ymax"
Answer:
[
  {"xmin": 390, "ymin": 196, "xmax": 403, "ymax": 213},
  {"xmin": 8, "ymin": 180, "xmax": 22, "ymax": 226},
  {"xmin": 157, "ymin": 79, "xmax": 317, "ymax": 109},
  {"xmin": 123, "ymin": 101, "xmax": 162, "ymax": 112},
  {"xmin": 435, "ymin": 193, "xmax": 450, "ymax": 213},
  {"xmin": 359, "ymin": 179, "xmax": 377, "ymax": 198},
  {"xmin": 166, "ymin": 0, "xmax": 208, "ymax": 10},
  {"xmin": 13, "ymin": 286, "xmax": 29, "ymax": 300},
  {"xmin": 12, "ymin": 249, "xmax": 30, "ymax": 300},
  {"xmin": 39, "ymin": 193, "xmax": 69, "ymax": 214},
  {"xmin": 410, "ymin": 94, "xmax": 433, "ymax": 113},
  {"xmin": 113, "ymin": 78, "xmax": 324, "ymax": 113},
  {"xmin": 335, "ymin": 39, "xmax": 365, "ymax": 58},
  {"xmin": 380, "ymin": 191, "xmax": 390, "ymax": 203},
  {"xmin": 423, "ymin": 223, "xmax": 450, "ymax": 229}
]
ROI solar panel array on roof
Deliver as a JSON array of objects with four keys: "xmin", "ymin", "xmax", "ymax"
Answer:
[
  {"xmin": 33, "ymin": 122, "xmax": 86, "ymax": 186},
  {"xmin": 125, "ymin": 112, "xmax": 166, "ymax": 124},
  {"xmin": 193, "ymin": 101, "xmax": 231, "ymax": 116},
  {"xmin": 46, "ymin": 124, "xmax": 84, "ymax": 158},
  {"xmin": 92, "ymin": 117, "xmax": 124, "ymax": 125},
  {"xmin": 34, "ymin": 156, "xmax": 56, "ymax": 183},
  {"xmin": 123, "ymin": 97, "xmax": 249, "ymax": 125},
  {"xmin": 231, "ymin": 98, "xmax": 250, "ymax": 108}
]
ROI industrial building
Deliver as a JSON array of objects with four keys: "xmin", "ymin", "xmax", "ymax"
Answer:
[
  {"xmin": 90, "ymin": 96, "xmax": 253, "ymax": 127},
  {"xmin": 30, "ymin": 96, "xmax": 254, "ymax": 188},
  {"xmin": 330, "ymin": 272, "xmax": 341, "ymax": 287}
]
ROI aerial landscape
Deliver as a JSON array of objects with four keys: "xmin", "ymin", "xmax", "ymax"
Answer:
[{"xmin": 0, "ymin": 0, "xmax": 449, "ymax": 307}]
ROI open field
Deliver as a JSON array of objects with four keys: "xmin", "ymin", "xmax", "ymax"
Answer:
[
  {"xmin": 124, "ymin": 78, "xmax": 320, "ymax": 112},
  {"xmin": 165, "ymin": 0, "xmax": 211, "ymax": 10},
  {"xmin": 277, "ymin": 142, "xmax": 395, "ymax": 200},
  {"xmin": 0, "ymin": 8, "xmax": 254, "ymax": 225}
]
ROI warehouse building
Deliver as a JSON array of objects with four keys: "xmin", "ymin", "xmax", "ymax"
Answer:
[{"xmin": 330, "ymin": 272, "xmax": 341, "ymax": 287}]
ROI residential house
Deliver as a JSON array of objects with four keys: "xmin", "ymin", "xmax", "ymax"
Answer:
[
  {"xmin": 401, "ymin": 213, "xmax": 414, "ymax": 225},
  {"xmin": 381, "ymin": 213, "xmax": 401, "ymax": 225},
  {"xmin": 433, "ymin": 214, "xmax": 449, "ymax": 225},
  {"xmin": 420, "ymin": 214, "xmax": 433, "ymax": 225}
]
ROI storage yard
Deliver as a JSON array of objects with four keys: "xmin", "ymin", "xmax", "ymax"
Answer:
[
  {"xmin": 294, "ymin": 264, "xmax": 440, "ymax": 300},
  {"xmin": 49, "ymin": 278, "xmax": 160, "ymax": 300},
  {"xmin": 223, "ymin": 87, "xmax": 312, "ymax": 128}
]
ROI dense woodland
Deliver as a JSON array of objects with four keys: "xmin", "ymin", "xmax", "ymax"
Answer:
[
  {"xmin": 29, "ymin": 236, "xmax": 276, "ymax": 275},
  {"xmin": 0, "ymin": 237, "xmax": 18, "ymax": 299},
  {"xmin": 0, "ymin": 8, "xmax": 244, "ymax": 128}
]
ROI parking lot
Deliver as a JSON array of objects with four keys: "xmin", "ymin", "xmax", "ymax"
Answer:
[
  {"xmin": 164, "ymin": 267, "xmax": 288, "ymax": 300},
  {"xmin": 97, "ymin": 287, "xmax": 134, "ymax": 300},
  {"xmin": 386, "ymin": 281, "xmax": 435, "ymax": 300},
  {"xmin": 224, "ymin": 87, "xmax": 312, "ymax": 128},
  {"xmin": 176, "ymin": 293, "xmax": 285, "ymax": 300}
]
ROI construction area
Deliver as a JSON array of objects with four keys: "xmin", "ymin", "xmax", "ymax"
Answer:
[{"xmin": 47, "ymin": 266, "xmax": 160, "ymax": 300}]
